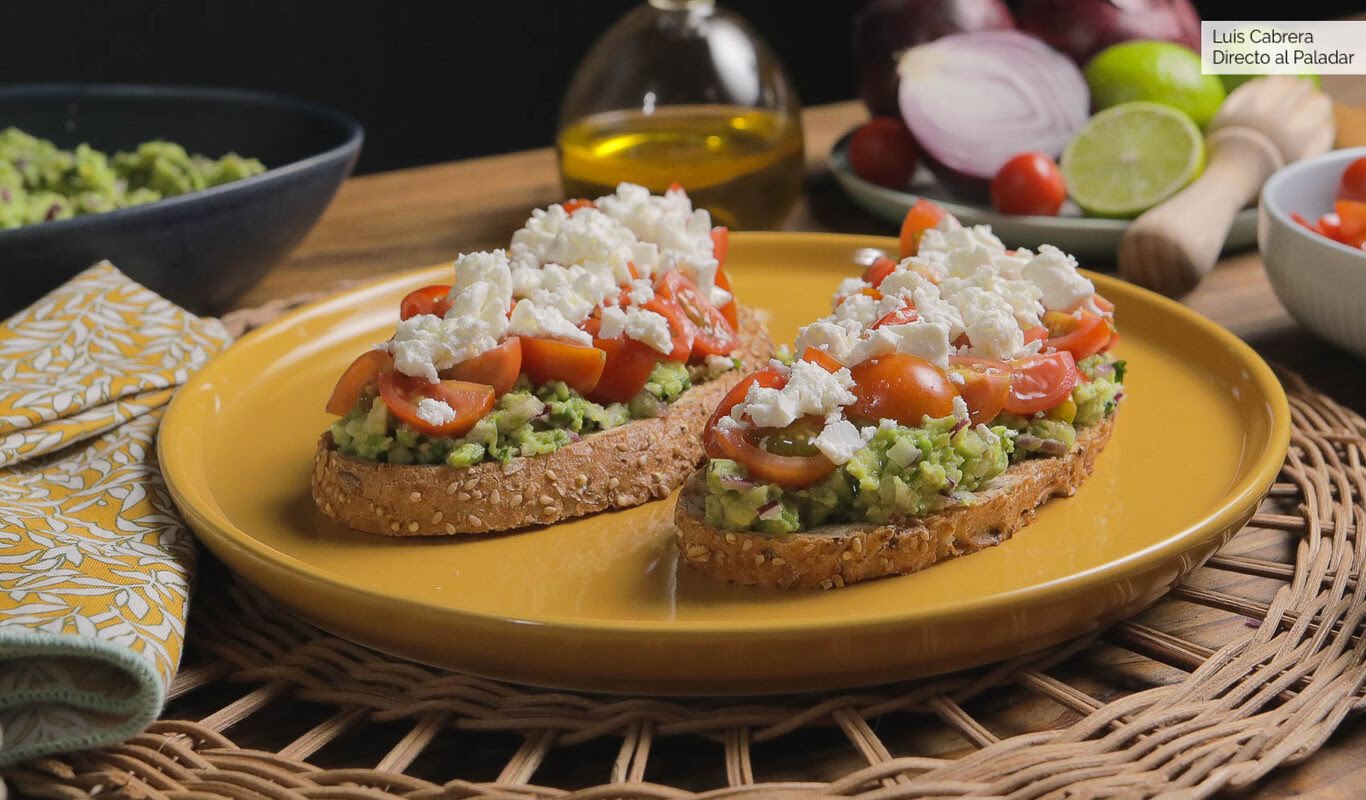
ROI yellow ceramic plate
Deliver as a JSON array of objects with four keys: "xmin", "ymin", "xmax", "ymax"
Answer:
[{"xmin": 160, "ymin": 233, "xmax": 1289, "ymax": 695}]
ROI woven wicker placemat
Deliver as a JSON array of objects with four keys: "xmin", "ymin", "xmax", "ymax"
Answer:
[{"xmin": 6, "ymin": 292, "xmax": 1365, "ymax": 799}]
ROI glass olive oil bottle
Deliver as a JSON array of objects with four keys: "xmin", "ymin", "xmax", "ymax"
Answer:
[{"xmin": 557, "ymin": 0, "xmax": 804, "ymax": 230}]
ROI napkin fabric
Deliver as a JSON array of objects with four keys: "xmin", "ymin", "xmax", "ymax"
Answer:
[{"xmin": 0, "ymin": 263, "xmax": 230, "ymax": 766}]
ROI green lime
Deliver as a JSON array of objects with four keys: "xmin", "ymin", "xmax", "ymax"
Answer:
[
  {"xmin": 1061, "ymin": 102, "xmax": 1205, "ymax": 219},
  {"xmin": 1220, "ymin": 73, "xmax": 1321, "ymax": 93},
  {"xmin": 1085, "ymin": 41, "xmax": 1226, "ymax": 128}
]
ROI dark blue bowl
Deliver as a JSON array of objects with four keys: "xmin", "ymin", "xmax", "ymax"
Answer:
[{"xmin": 0, "ymin": 84, "xmax": 363, "ymax": 317}]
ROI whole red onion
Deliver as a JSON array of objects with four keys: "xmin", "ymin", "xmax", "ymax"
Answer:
[
  {"xmin": 853, "ymin": 0, "xmax": 1015, "ymax": 117},
  {"xmin": 1015, "ymin": 0, "xmax": 1201, "ymax": 66}
]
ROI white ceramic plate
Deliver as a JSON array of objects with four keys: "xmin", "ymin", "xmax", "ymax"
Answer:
[{"xmin": 830, "ymin": 133, "xmax": 1259, "ymax": 264}]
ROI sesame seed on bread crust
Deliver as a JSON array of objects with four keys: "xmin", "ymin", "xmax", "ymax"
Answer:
[
  {"xmin": 312, "ymin": 307, "xmax": 773, "ymax": 535},
  {"xmin": 674, "ymin": 412, "xmax": 1117, "ymax": 589}
]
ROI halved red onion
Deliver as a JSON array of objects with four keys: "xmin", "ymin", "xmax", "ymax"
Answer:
[{"xmin": 897, "ymin": 30, "xmax": 1089, "ymax": 200}]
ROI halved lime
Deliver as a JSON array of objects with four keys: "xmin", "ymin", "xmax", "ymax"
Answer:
[{"xmin": 1061, "ymin": 102, "xmax": 1205, "ymax": 219}]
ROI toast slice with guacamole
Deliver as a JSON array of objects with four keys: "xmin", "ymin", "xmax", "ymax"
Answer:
[
  {"xmin": 312, "ymin": 186, "xmax": 774, "ymax": 536},
  {"xmin": 671, "ymin": 200, "xmax": 1124, "ymax": 589}
]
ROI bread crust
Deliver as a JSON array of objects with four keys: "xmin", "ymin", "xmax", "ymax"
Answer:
[
  {"xmin": 312, "ymin": 307, "xmax": 772, "ymax": 535},
  {"xmin": 674, "ymin": 413, "xmax": 1117, "ymax": 589}
]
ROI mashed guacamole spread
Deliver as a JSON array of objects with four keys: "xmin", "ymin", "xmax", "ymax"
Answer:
[
  {"xmin": 331, "ymin": 362, "xmax": 692, "ymax": 467},
  {"xmin": 0, "ymin": 128, "xmax": 265, "ymax": 229},
  {"xmin": 703, "ymin": 354, "xmax": 1124, "ymax": 533}
]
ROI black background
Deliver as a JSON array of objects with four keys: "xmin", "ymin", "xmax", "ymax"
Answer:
[{"xmin": 4, "ymin": 1, "xmax": 1354, "ymax": 174}]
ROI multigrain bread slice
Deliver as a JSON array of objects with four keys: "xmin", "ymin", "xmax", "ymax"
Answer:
[
  {"xmin": 674, "ymin": 413, "xmax": 1117, "ymax": 589},
  {"xmin": 312, "ymin": 307, "xmax": 773, "ymax": 536}
]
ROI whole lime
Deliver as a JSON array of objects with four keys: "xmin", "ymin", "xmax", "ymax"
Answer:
[{"xmin": 1085, "ymin": 41, "xmax": 1227, "ymax": 128}]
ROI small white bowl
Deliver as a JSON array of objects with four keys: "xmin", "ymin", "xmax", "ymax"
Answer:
[{"xmin": 1259, "ymin": 147, "xmax": 1366, "ymax": 359}]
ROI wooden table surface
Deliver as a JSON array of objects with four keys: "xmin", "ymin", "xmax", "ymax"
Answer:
[{"xmin": 231, "ymin": 82, "xmax": 1366, "ymax": 797}]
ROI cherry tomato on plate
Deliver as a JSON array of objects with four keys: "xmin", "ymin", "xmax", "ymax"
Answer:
[
  {"xmin": 438, "ymin": 338, "xmax": 522, "ymax": 395},
  {"xmin": 561, "ymin": 198, "xmax": 596, "ymax": 214},
  {"xmin": 862, "ymin": 256, "xmax": 897, "ymax": 289},
  {"xmin": 1042, "ymin": 311, "xmax": 1115, "ymax": 361},
  {"xmin": 991, "ymin": 152, "xmax": 1066, "ymax": 216},
  {"xmin": 848, "ymin": 117, "xmax": 919, "ymax": 189},
  {"xmin": 1336, "ymin": 199, "xmax": 1366, "ymax": 248},
  {"xmin": 899, "ymin": 199, "xmax": 946, "ymax": 258},
  {"xmin": 1338, "ymin": 156, "xmax": 1366, "ymax": 203},
  {"xmin": 799, "ymin": 346, "xmax": 844, "ymax": 373},
  {"xmin": 710, "ymin": 227, "xmax": 740, "ymax": 329},
  {"xmin": 642, "ymin": 294, "xmax": 697, "ymax": 362},
  {"xmin": 518, "ymin": 337, "xmax": 606, "ymax": 396},
  {"xmin": 846, "ymin": 354, "xmax": 956, "ymax": 427},
  {"xmin": 326, "ymin": 350, "xmax": 393, "ymax": 415},
  {"xmin": 948, "ymin": 356, "xmax": 1011, "ymax": 426},
  {"xmin": 399, "ymin": 285, "xmax": 453, "ymax": 320},
  {"xmin": 872, "ymin": 300, "xmax": 918, "ymax": 329},
  {"xmin": 709, "ymin": 423, "xmax": 837, "ymax": 489},
  {"xmin": 1003, "ymin": 352, "xmax": 1078, "ymax": 416},
  {"xmin": 655, "ymin": 271, "xmax": 736, "ymax": 359},
  {"xmin": 377, "ymin": 372, "xmax": 495, "ymax": 438},
  {"xmin": 704, "ymin": 366, "xmax": 786, "ymax": 448},
  {"xmin": 587, "ymin": 336, "xmax": 661, "ymax": 405}
]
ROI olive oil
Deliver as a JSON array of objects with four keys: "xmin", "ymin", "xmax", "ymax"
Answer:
[{"xmin": 557, "ymin": 106, "xmax": 804, "ymax": 229}]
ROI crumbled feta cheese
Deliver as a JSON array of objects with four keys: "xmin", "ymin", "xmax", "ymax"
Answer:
[
  {"xmin": 916, "ymin": 224, "xmax": 1007, "ymax": 279},
  {"xmin": 794, "ymin": 319, "xmax": 862, "ymax": 365},
  {"xmin": 382, "ymin": 313, "xmax": 502, "ymax": 383},
  {"xmin": 1022, "ymin": 244, "xmax": 1095, "ymax": 312},
  {"xmin": 878, "ymin": 321, "xmax": 953, "ymax": 368},
  {"xmin": 627, "ymin": 278, "xmax": 654, "ymax": 306},
  {"xmin": 975, "ymin": 423, "xmax": 1000, "ymax": 446},
  {"xmin": 509, "ymin": 203, "xmax": 654, "ymax": 285},
  {"xmin": 596, "ymin": 304, "xmax": 674, "ymax": 354},
  {"xmin": 833, "ymin": 276, "xmax": 868, "ymax": 304},
  {"xmin": 733, "ymin": 359, "xmax": 855, "ymax": 429},
  {"xmin": 703, "ymin": 354, "xmax": 736, "ymax": 374},
  {"xmin": 949, "ymin": 286, "xmax": 1028, "ymax": 361},
  {"xmin": 948, "ymin": 370, "xmax": 966, "ymax": 386},
  {"xmin": 416, "ymin": 398, "xmax": 456, "ymax": 427},
  {"xmin": 952, "ymin": 396, "xmax": 970, "ymax": 424},
  {"xmin": 940, "ymin": 266, "xmax": 1043, "ymax": 329},
  {"xmin": 715, "ymin": 414, "xmax": 747, "ymax": 432},
  {"xmin": 813, "ymin": 415, "xmax": 865, "ymax": 465},
  {"xmin": 507, "ymin": 300, "xmax": 592, "ymax": 345},
  {"xmin": 595, "ymin": 182, "xmax": 723, "ymax": 305},
  {"xmin": 453, "ymin": 250, "xmax": 513, "ymax": 300},
  {"xmin": 514, "ymin": 263, "xmax": 619, "ymax": 324}
]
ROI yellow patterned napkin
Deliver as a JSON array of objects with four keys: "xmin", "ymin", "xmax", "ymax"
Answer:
[{"xmin": 0, "ymin": 262, "xmax": 231, "ymax": 766}]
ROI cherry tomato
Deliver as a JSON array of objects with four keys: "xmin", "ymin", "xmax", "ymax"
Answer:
[
  {"xmin": 848, "ymin": 117, "xmax": 919, "ymax": 189},
  {"xmin": 872, "ymin": 300, "xmax": 918, "ymax": 329},
  {"xmin": 1317, "ymin": 213, "xmax": 1343, "ymax": 243},
  {"xmin": 326, "ymin": 350, "xmax": 393, "ymax": 415},
  {"xmin": 710, "ymin": 424, "xmax": 837, "ymax": 489},
  {"xmin": 1044, "ymin": 311, "xmax": 1114, "ymax": 360},
  {"xmin": 1335, "ymin": 199, "xmax": 1366, "ymax": 248},
  {"xmin": 991, "ymin": 152, "xmax": 1066, "ymax": 216},
  {"xmin": 589, "ymin": 337, "xmax": 660, "ymax": 404},
  {"xmin": 1338, "ymin": 156, "xmax": 1366, "ymax": 203},
  {"xmin": 711, "ymin": 226, "xmax": 729, "ymax": 268},
  {"xmin": 1003, "ymin": 352, "xmax": 1078, "ymax": 416},
  {"xmin": 642, "ymin": 294, "xmax": 696, "ymax": 361},
  {"xmin": 1023, "ymin": 325, "xmax": 1049, "ymax": 345},
  {"xmin": 847, "ymin": 354, "xmax": 957, "ymax": 427},
  {"xmin": 1091, "ymin": 293, "xmax": 1115, "ymax": 314},
  {"xmin": 399, "ymin": 285, "xmax": 453, "ymax": 320},
  {"xmin": 949, "ymin": 356, "xmax": 1011, "ymax": 426},
  {"xmin": 704, "ymin": 367, "xmax": 786, "ymax": 449},
  {"xmin": 800, "ymin": 346, "xmax": 844, "ymax": 372},
  {"xmin": 655, "ymin": 271, "xmax": 737, "ymax": 359},
  {"xmin": 899, "ymin": 199, "xmax": 946, "ymax": 258},
  {"xmin": 862, "ymin": 256, "xmax": 897, "ymax": 289},
  {"xmin": 518, "ymin": 337, "xmax": 606, "ymax": 396},
  {"xmin": 438, "ymin": 338, "xmax": 522, "ymax": 395},
  {"xmin": 376, "ymin": 372, "xmax": 495, "ymax": 437},
  {"xmin": 561, "ymin": 198, "xmax": 596, "ymax": 214}
]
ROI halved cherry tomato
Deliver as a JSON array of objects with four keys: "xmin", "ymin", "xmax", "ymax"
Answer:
[
  {"xmin": 949, "ymin": 356, "xmax": 1010, "ymax": 426},
  {"xmin": 562, "ymin": 198, "xmax": 595, "ymax": 214},
  {"xmin": 714, "ymin": 264, "xmax": 739, "ymax": 329},
  {"xmin": 847, "ymin": 354, "xmax": 957, "ymax": 426},
  {"xmin": 326, "ymin": 350, "xmax": 393, "ymax": 415},
  {"xmin": 899, "ymin": 199, "xmax": 946, "ymax": 258},
  {"xmin": 712, "ymin": 226, "xmax": 739, "ymax": 328},
  {"xmin": 377, "ymin": 372, "xmax": 495, "ymax": 437},
  {"xmin": 439, "ymin": 338, "xmax": 521, "ymax": 395},
  {"xmin": 668, "ymin": 181, "xmax": 685, "ymax": 193},
  {"xmin": 399, "ymin": 285, "xmax": 453, "ymax": 320},
  {"xmin": 643, "ymin": 293, "xmax": 697, "ymax": 362},
  {"xmin": 654, "ymin": 270, "xmax": 737, "ymax": 360},
  {"xmin": 1338, "ymin": 156, "xmax": 1366, "ymax": 202},
  {"xmin": 800, "ymin": 346, "xmax": 844, "ymax": 373},
  {"xmin": 1044, "ymin": 311, "xmax": 1114, "ymax": 360},
  {"xmin": 519, "ymin": 337, "xmax": 606, "ymax": 396},
  {"xmin": 589, "ymin": 337, "xmax": 660, "ymax": 404},
  {"xmin": 873, "ymin": 301, "xmax": 918, "ymax": 329},
  {"xmin": 1336, "ymin": 199, "xmax": 1366, "ymax": 248},
  {"xmin": 1091, "ymin": 293, "xmax": 1115, "ymax": 314},
  {"xmin": 862, "ymin": 256, "xmax": 897, "ymax": 289},
  {"xmin": 1023, "ymin": 325, "xmax": 1049, "ymax": 345},
  {"xmin": 1317, "ymin": 213, "xmax": 1343, "ymax": 242},
  {"xmin": 1003, "ymin": 352, "xmax": 1078, "ymax": 416},
  {"xmin": 704, "ymin": 367, "xmax": 786, "ymax": 449},
  {"xmin": 710, "ymin": 424, "xmax": 837, "ymax": 489}
]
